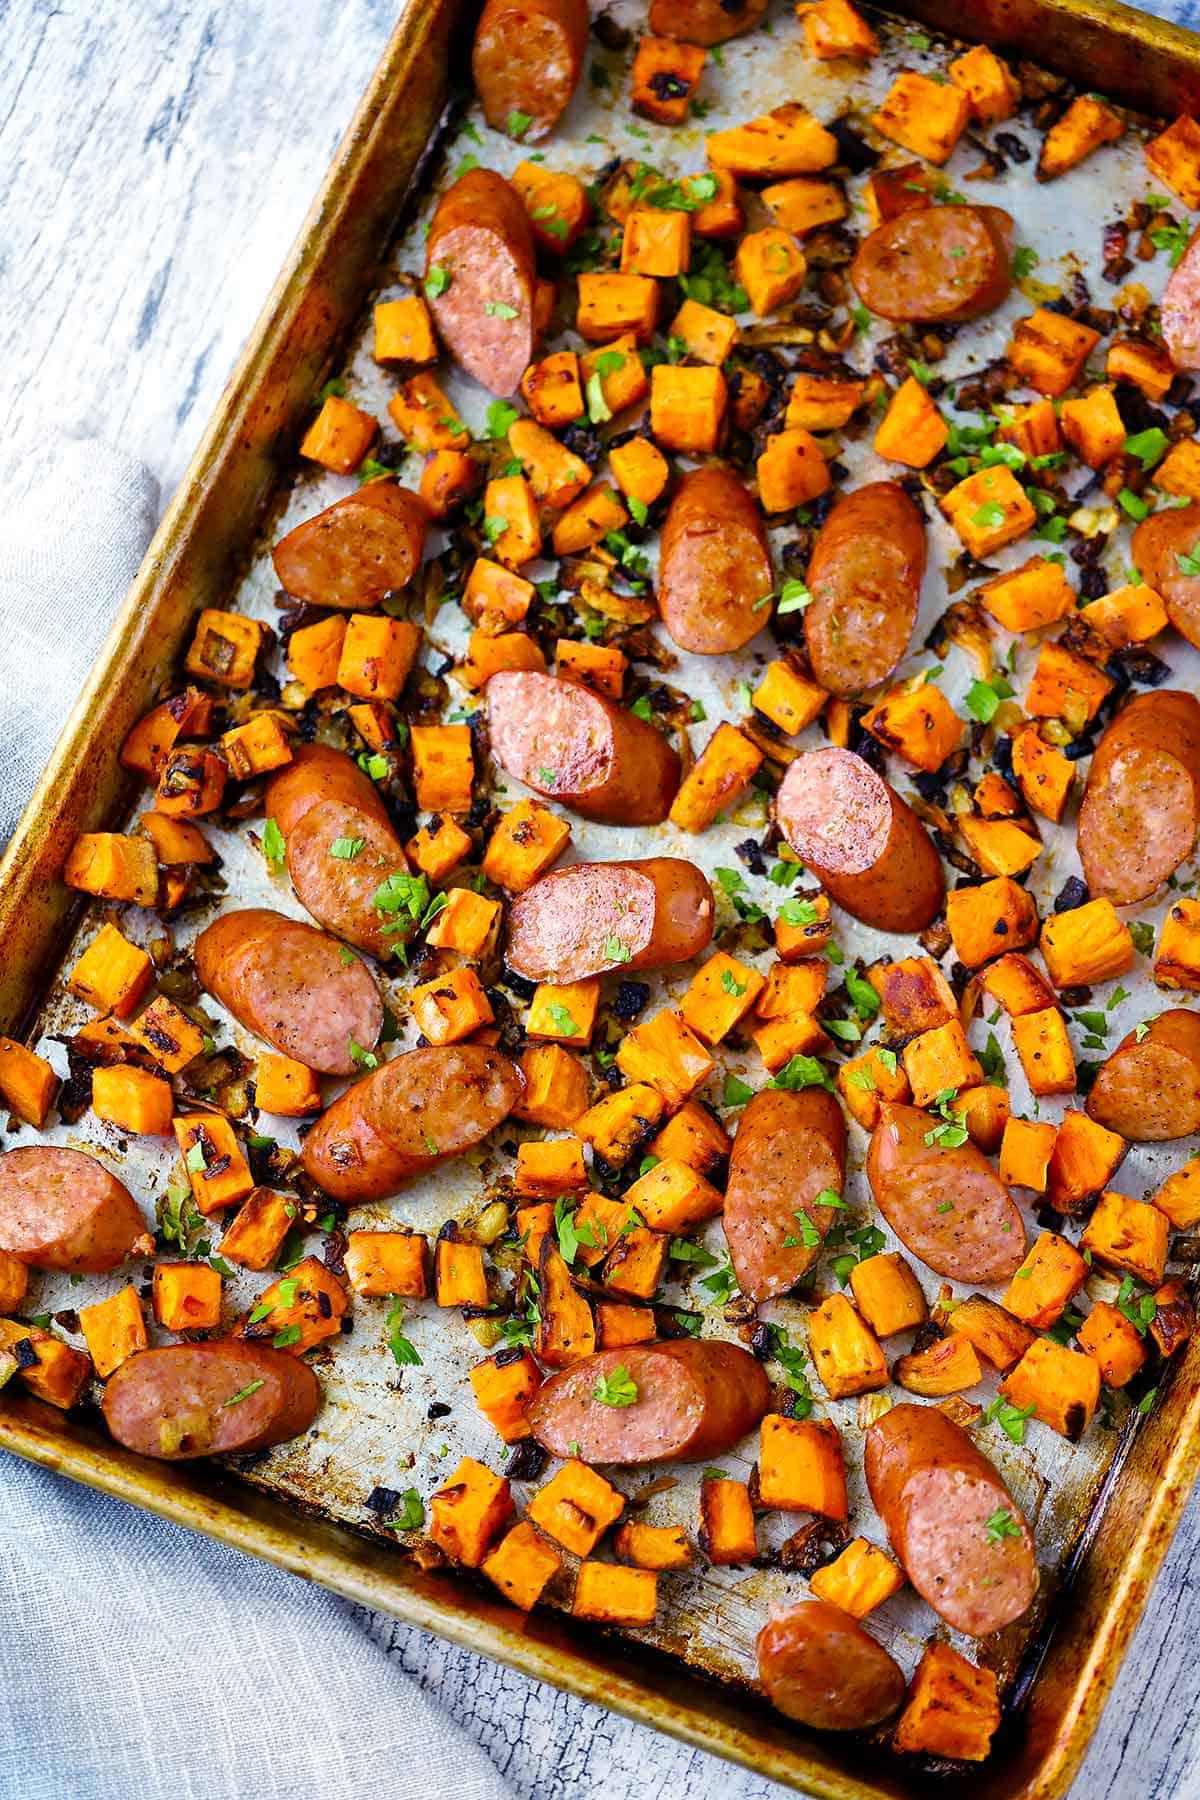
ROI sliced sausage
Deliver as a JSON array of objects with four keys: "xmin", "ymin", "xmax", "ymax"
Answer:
[
  {"xmin": 505, "ymin": 859, "xmax": 713, "ymax": 983},
  {"xmin": 301, "ymin": 1044, "xmax": 522, "ymax": 1200},
  {"xmin": 1161, "ymin": 223, "xmax": 1200, "ymax": 370},
  {"xmin": 774, "ymin": 748, "xmax": 944, "ymax": 934},
  {"xmin": 1078, "ymin": 691, "xmax": 1200, "ymax": 904},
  {"xmin": 865, "ymin": 1402, "xmax": 1038, "ymax": 1636},
  {"xmin": 850, "ymin": 205, "xmax": 1014, "ymax": 323},
  {"xmin": 102, "ymin": 1343, "xmax": 321, "ymax": 1460},
  {"xmin": 425, "ymin": 169, "xmax": 537, "ymax": 396},
  {"xmin": 658, "ymin": 466, "xmax": 774, "ymax": 655},
  {"xmin": 0, "ymin": 1147, "xmax": 146, "ymax": 1273},
  {"xmin": 272, "ymin": 480, "xmax": 427, "ymax": 610},
  {"xmin": 528, "ymin": 1339, "xmax": 770, "ymax": 1463},
  {"xmin": 866, "ymin": 1102, "xmax": 1026, "ymax": 1283},
  {"xmin": 723, "ymin": 1089, "xmax": 847, "ymax": 1302},
  {"xmin": 648, "ymin": 0, "xmax": 768, "ymax": 44},
  {"xmin": 471, "ymin": 0, "xmax": 588, "ymax": 142},
  {"xmin": 265, "ymin": 745, "xmax": 411, "ymax": 959},
  {"xmin": 487, "ymin": 671, "xmax": 680, "ymax": 825},
  {"xmin": 194, "ymin": 908, "xmax": 383, "ymax": 1076},
  {"xmin": 757, "ymin": 1600, "xmax": 906, "ymax": 1731},
  {"xmin": 1131, "ymin": 500, "xmax": 1200, "ymax": 647},
  {"xmin": 1086, "ymin": 1009, "xmax": 1200, "ymax": 1140},
  {"xmin": 804, "ymin": 482, "xmax": 926, "ymax": 695}
]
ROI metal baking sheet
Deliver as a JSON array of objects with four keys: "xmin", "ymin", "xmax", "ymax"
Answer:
[{"xmin": 5, "ymin": 0, "xmax": 1200, "ymax": 1787}]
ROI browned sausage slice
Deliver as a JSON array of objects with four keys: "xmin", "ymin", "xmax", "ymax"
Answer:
[
  {"xmin": 723, "ymin": 1089, "xmax": 847, "ymax": 1302},
  {"xmin": 0, "ymin": 1147, "xmax": 146, "ymax": 1273},
  {"xmin": 301, "ymin": 1044, "xmax": 523, "ymax": 1199},
  {"xmin": 505, "ymin": 859, "xmax": 713, "ymax": 983},
  {"xmin": 774, "ymin": 748, "xmax": 945, "ymax": 934},
  {"xmin": 528, "ymin": 1339, "xmax": 770, "ymax": 1463},
  {"xmin": 102, "ymin": 1343, "xmax": 321, "ymax": 1460},
  {"xmin": 1161, "ymin": 224, "xmax": 1200, "ymax": 370},
  {"xmin": 649, "ymin": 0, "xmax": 768, "ymax": 44},
  {"xmin": 1078, "ymin": 691, "xmax": 1200, "ymax": 904},
  {"xmin": 425, "ymin": 170, "xmax": 537, "ymax": 396},
  {"xmin": 866, "ymin": 1102, "xmax": 1026, "ymax": 1283},
  {"xmin": 659, "ymin": 466, "xmax": 774, "ymax": 655},
  {"xmin": 865, "ymin": 1402, "xmax": 1038, "ymax": 1636},
  {"xmin": 850, "ymin": 205, "xmax": 1014, "ymax": 323},
  {"xmin": 487, "ymin": 671, "xmax": 681, "ymax": 825},
  {"xmin": 1132, "ymin": 501, "xmax": 1200, "ymax": 647},
  {"xmin": 1086, "ymin": 1009, "xmax": 1200, "ymax": 1140},
  {"xmin": 804, "ymin": 482, "xmax": 926, "ymax": 695},
  {"xmin": 272, "ymin": 481, "xmax": 427, "ymax": 610},
  {"xmin": 471, "ymin": 0, "xmax": 588, "ymax": 142},
  {"xmin": 265, "ymin": 746, "xmax": 411, "ymax": 959},
  {"xmin": 194, "ymin": 908, "xmax": 383, "ymax": 1076},
  {"xmin": 757, "ymin": 1600, "xmax": 906, "ymax": 1730}
]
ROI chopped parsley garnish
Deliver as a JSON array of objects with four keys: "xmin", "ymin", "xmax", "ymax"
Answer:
[
  {"xmin": 386, "ymin": 1298, "xmax": 422, "ymax": 1366},
  {"xmin": 330, "ymin": 836, "xmax": 365, "ymax": 860},
  {"xmin": 505, "ymin": 108, "xmax": 533, "ymax": 139},
  {"xmin": 223, "ymin": 1380, "xmax": 265, "ymax": 1408},
  {"xmin": 593, "ymin": 1364, "xmax": 638, "ymax": 1407},
  {"xmin": 984, "ymin": 1507, "xmax": 1021, "ymax": 1544},
  {"xmin": 261, "ymin": 817, "xmax": 286, "ymax": 870},
  {"xmin": 349, "ymin": 1038, "xmax": 380, "ymax": 1071},
  {"xmin": 722, "ymin": 1074, "xmax": 755, "ymax": 1107},
  {"xmin": 424, "ymin": 266, "xmax": 450, "ymax": 299}
]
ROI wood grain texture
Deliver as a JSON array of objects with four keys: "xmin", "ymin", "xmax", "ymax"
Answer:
[{"xmin": 2, "ymin": 0, "xmax": 1199, "ymax": 1795}]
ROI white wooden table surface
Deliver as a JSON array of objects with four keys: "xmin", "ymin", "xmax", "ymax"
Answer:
[{"xmin": 3, "ymin": 0, "xmax": 1200, "ymax": 1795}]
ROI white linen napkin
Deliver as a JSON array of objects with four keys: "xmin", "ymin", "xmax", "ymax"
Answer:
[{"xmin": 0, "ymin": 436, "xmax": 511, "ymax": 1800}]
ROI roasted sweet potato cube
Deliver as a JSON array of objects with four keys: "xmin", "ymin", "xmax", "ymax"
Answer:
[
  {"xmin": 861, "ymin": 681, "xmax": 963, "ymax": 773},
  {"xmin": 1000, "ymin": 1337, "xmax": 1100, "ymax": 1439},
  {"xmin": 1153, "ymin": 1155, "xmax": 1200, "ymax": 1229},
  {"xmin": 596, "ymin": 1301, "xmax": 657, "ymax": 1350},
  {"xmin": 551, "ymin": 483, "xmax": 628, "ymax": 557},
  {"xmin": 512, "ymin": 160, "xmax": 591, "ymax": 252},
  {"xmin": 430, "ymin": 1457, "xmax": 514, "ymax": 1567},
  {"xmin": 1038, "ymin": 94, "xmax": 1123, "ymax": 180},
  {"xmin": 78, "ymin": 1284, "xmax": 148, "ymax": 1378},
  {"xmin": 174, "ymin": 1113, "xmax": 253, "ymax": 1214},
  {"xmin": 1144, "ymin": 113, "xmax": 1200, "ymax": 208},
  {"xmin": 735, "ymin": 228, "xmax": 807, "ymax": 317},
  {"xmin": 785, "ymin": 371, "xmax": 864, "ymax": 429},
  {"xmin": 1107, "ymin": 336, "xmax": 1176, "ymax": 402},
  {"xmin": 577, "ymin": 1084, "xmax": 663, "ymax": 1166},
  {"xmin": 752, "ymin": 659, "xmax": 828, "ymax": 734},
  {"xmin": 949, "ymin": 1293, "xmax": 1035, "ymax": 1372},
  {"xmin": 999, "ymin": 1117, "xmax": 1057, "ymax": 1193},
  {"xmin": 850, "ymin": 1252, "xmax": 927, "ymax": 1338},
  {"xmin": 756, "ymin": 427, "xmax": 829, "ymax": 512},
  {"xmin": 483, "ymin": 797, "xmax": 571, "ymax": 892},
  {"xmin": 647, "ymin": 1100, "xmax": 730, "ymax": 1174},
  {"xmin": 528, "ymin": 1459, "xmax": 624, "ymax": 1556},
  {"xmin": 775, "ymin": 889, "xmax": 832, "ymax": 961},
  {"xmin": 1012, "ymin": 1007, "xmax": 1075, "ymax": 1097},
  {"xmin": 0, "ymin": 1039, "xmax": 58, "ymax": 1128},
  {"xmin": 435, "ymin": 1237, "xmax": 489, "ymax": 1308},
  {"xmin": 948, "ymin": 43, "xmax": 1019, "ymax": 123},
  {"xmin": 152, "ymin": 1261, "xmax": 222, "ymax": 1332},
  {"xmin": 680, "ymin": 952, "xmax": 765, "ymax": 1045},
  {"xmin": 957, "ymin": 816, "xmax": 1043, "ymax": 879},
  {"xmin": 950, "ymin": 1084, "xmax": 1010, "ymax": 1154},
  {"xmin": 243, "ymin": 1255, "xmax": 348, "ymax": 1354},
  {"xmin": 614, "ymin": 1520, "xmax": 693, "ymax": 1570},
  {"xmin": 759, "ymin": 1413, "xmax": 847, "ymax": 1517},
  {"xmin": 946, "ymin": 877, "xmax": 1039, "ymax": 970},
  {"xmin": 699, "ymin": 1475, "xmax": 757, "ymax": 1565},
  {"xmin": 873, "ymin": 375, "xmax": 948, "ymax": 468},
  {"xmin": 862, "ymin": 161, "xmax": 936, "ymax": 227},
  {"xmin": 481, "ymin": 1520, "xmax": 562, "ymax": 1611},
  {"xmin": 288, "ymin": 614, "xmax": 345, "ymax": 692},
  {"xmin": 64, "ymin": 832, "xmax": 159, "ymax": 906},
  {"xmin": 344, "ymin": 1229, "xmax": 428, "ymax": 1298},
  {"xmin": 374, "ymin": 294, "xmax": 438, "ymax": 364},
  {"xmin": 411, "ymin": 724, "xmax": 473, "ymax": 812},
  {"xmin": 409, "ymin": 966, "xmax": 494, "ymax": 1045},
  {"xmin": 1004, "ymin": 1230, "xmax": 1087, "ymax": 1328},
  {"xmin": 580, "ymin": 333, "xmax": 649, "ymax": 416},
  {"xmin": 0, "ymin": 1249, "xmax": 28, "ymax": 1314},
  {"xmin": 217, "ymin": 1188, "xmax": 296, "ymax": 1271},
  {"xmin": 623, "ymin": 1157, "xmax": 724, "ymax": 1233},
  {"xmin": 631, "ymin": 35, "xmax": 706, "ymax": 125},
  {"xmin": 762, "ymin": 176, "xmax": 846, "ymax": 237},
  {"xmin": 979, "ymin": 952, "xmax": 1056, "ymax": 1018},
  {"xmin": 1076, "ymin": 1301, "xmax": 1148, "ymax": 1388},
  {"xmin": 668, "ymin": 722, "xmax": 762, "ymax": 833},
  {"xmin": 807, "ymin": 1293, "xmax": 888, "ymax": 1399},
  {"xmin": 616, "ymin": 1009, "xmax": 714, "ymax": 1109},
  {"xmin": 0, "ymin": 1320, "xmax": 91, "ymax": 1410},
  {"xmin": 470, "ymin": 1348, "xmax": 542, "ymax": 1442},
  {"xmin": 514, "ymin": 1137, "xmax": 588, "ymax": 1199},
  {"xmin": 601, "ymin": 1226, "xmax": 670, "ymax": 1300},
  {"xmin": 513, "ymin": 1044, "xmax": 589, "ymax": 1130},
  {"xmin": 1041, "ymin": 898, "xmax": 1133, "ymax": 987},
  {"xmin": 941, "ymin": 465, "xmax": 1036, "ymax": 557},
  {"xmin": 800, "ymin": 0, "xmax": 878, "ymax": 58},
  {"xmin": 973, "ymin": 771, "xmax": 1021, "ymax": 820},
  {"xmin": 419, "ymin": 449, "xmax": 478, "ymax": 520},
  {"xmin": 557, "ymin": 638, "xmax": 628, "ymax": 700},
  {"xmin": 902, "ymin": 1019, "xmax": 983, "ymax": 1108},
  {"xmin": 1046, "ymin": 1109, "xmax": 1126, "ymax": 1213},
  {"xmin": 810, "ymin": 1536, "xmax": 904, "ymax": 1618},
  {"xmin": 577, "ymin": 272, "xmax": 659, "ymax": 343},
  {"xmin": 1150, "ymin": 1279, "xmax": 1195, "ymax": 1359},
  {"xmin": 573, "ymin": 1560, "xmax": 658, "ymax": 1626},
  {"xmin": 1155, "ymin": 897, "xmax": 1200, "ymax": 991},
  {"xmin": 68, "ymin": 923, "xmax": 154, "ymax": 1019},
  {"xmin": 1080, "ymin": 1190, "xmax": 1169, "ymax": 1287},
  {"xmin": 705, "ymin": 103, "xmax": 838, "ymax": 180},
  {"xmin": 757, "ymin": 959, "xmax": 827, "ymax": 1021},
  {"xmin": 1007, "ymin": 307, "xmax": 1100, "ymax": 398},
  {"xmin": 1153, "ymin": 438, "xmax": 1200, "ymax": 500},
  {"xmin": 300, "ymin": 395, "xmax": 377, "ymax": 474},
  {"xmin": 92, "ymin": 1064, "xmax": 173, "ymax": 1136},
  {"xmin": 650, "ymin": 364, "xmax": 727, "ymax": 455},
  {"xmin": 872, "ymin": 71, "xmax": 970, "ymax": 164},
  {"xmin": 388, "ymin": 372, "xmax": 469, "ymax": 451},
  {"xmin": 895, "ymin": 1642, "xmax": 1000, "ymax": 1762},
  {"xmin": 1011, "ymin": 725, "xmax": 1074, "ymax": 824},
  {"xmin": 869, "ymin": 956, "xmax": 955, "ymax": 1034},
  {"xmin": 621, "ymin": 207, "xmax": 691, "ymax": 278},
  {"xmin": 184, "ymin": 609, "xmax": 265, "ymax": 688},
  {"xmin": 977, "ymin": 555, "xmax": 1076, "ymax": 631},
  {"xmin": 837, "ymin": 1045, "xmax": 910, "ymax": 1130},
  {"xmin": 751, "ymin": 1010, "xmax": 831, "ymax": 1073},
  {"xmin": 424, "ymin": 887, "xmax": 501, "ymax": 960},
  {"xmin": 527, "ymin": 979, "xmax": 599, "ymax": 1047}
]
